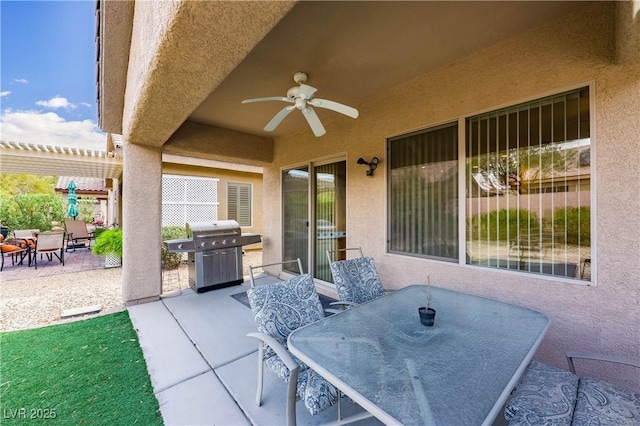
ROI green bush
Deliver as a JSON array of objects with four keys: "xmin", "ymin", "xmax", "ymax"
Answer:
[
  {"xmin": 554, "ymin": 207, "xmax": 590, "ymax": 246},
  {"xmin": 0, "ymin": 194, "xmax": 65, "ymax": 232},
  {"xmin": 93, "ymin": 227, "xmax": 107, "ymax": 239},
  {"xmin": 92, "ymin": 228, "xmax": 123, "ymax": 258},
  {"xmin": 468, "ymin": 209, "xmax": 540, "ymax": 242},
  {"xmin": 161, "ymin": 226, "xmax": 187, "ymax": 269}
]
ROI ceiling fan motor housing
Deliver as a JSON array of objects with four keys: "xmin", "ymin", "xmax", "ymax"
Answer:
[
  {"xmin": 287, "ymin": 86, "xmax": 299, "ymax": 99},
  {"xmin": 293, "ymin": 71, "xmax": 308, "ymax": 85}
]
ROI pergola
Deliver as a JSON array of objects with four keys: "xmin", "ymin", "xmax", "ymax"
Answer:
[{"xmin": 0, "ymin": 140, "xmax": 122, "ymax": 179}]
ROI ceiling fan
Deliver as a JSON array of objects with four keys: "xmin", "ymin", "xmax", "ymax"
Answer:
[{"xmin": 242, "ymin": 72, "xmax": 359, "ymax": 137}]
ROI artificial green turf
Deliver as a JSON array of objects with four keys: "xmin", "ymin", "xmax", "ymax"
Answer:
[{"xmin": 0, "ymin": 311, "xmax": 162, "ymax": 425}]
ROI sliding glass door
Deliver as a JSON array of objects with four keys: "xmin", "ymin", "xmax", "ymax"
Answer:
[
  {"xmin": 282, "ymin": 160, "xmax": 346, "ymax": 281},
  {"xmin": 282, "ymin": 166, "xmax": 310, "ymax": 274},
  {"xmin": 314, "ymin": 161, "xmax": 346, "ymax": 282}
]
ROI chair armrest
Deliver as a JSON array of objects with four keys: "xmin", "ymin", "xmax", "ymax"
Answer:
[
  {"xmin": 566, "ymin": 351, "xmax": 640, "ymax": 374},
  {"xmin": 247, "ymin": 332, "xmax": 298, "ymax": 372}
]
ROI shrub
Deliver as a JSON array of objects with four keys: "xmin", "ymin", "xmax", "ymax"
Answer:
[
  {"xmin": 92, "ymin": 228, "xmax": 123, "ymax": 258},
  {"xmin": 468, "ymin": 209, "xmax": 540, "ymax": 242},
  {"xmin": 554, "ymin": 207, "xmax": 590, "ymax": 246},
  {"xmin": 0, "ymin": 194, "xmax": 65, "ymax": 232},
  {"xmin": 161, "ymin": 226, "xmax": 187, "ymax": 269}
]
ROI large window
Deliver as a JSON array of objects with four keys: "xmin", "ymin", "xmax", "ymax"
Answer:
[
  {"xmin": 388, "ymin": 87, "xmax": 592, "ymax": 281},
  {"xmin": 388, "ymin": 122, "xmax": 459, "ymax": 261}
]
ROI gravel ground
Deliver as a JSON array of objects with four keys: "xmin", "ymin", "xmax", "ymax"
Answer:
[{"xmin": 0, "ymin": 250, "xmax": 262, "ymax": 332}]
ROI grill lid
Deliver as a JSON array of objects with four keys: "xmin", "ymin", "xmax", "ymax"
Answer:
[{"xmin": 186, "ymin": 220, "xmax": 240, "ymax": 239}]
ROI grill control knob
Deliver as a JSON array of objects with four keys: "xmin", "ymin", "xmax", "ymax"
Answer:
[
  {"xmin": 200, "ymin": 242, "xmax": 206, "ymax": 247},
  {"xmin": 222, "ymin": 240, "xmax": 227, "ymax": 245},
  {"xmin": 178, "ymin": 244, "xmax": 183, "ymax": 249},
  {"xmin": 212, "ymin": 241, "xmax": 216, "ymax": 246},
  {"xmin": 232, "ymin": 239, "xmax": 237, "ymax": 244}
]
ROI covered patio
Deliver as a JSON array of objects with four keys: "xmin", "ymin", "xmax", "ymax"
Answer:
[
  {"xmin": 98, "ymin": 0, "xmax": 639, "ymax": 402},
  {"xmin": 129, "ymin": 274, "xmax": 517, "ymax": 425}
]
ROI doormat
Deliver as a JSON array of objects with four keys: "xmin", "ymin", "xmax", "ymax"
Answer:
[{"xmin": 231, "ymin": 291, "xmax": 338, "ymax": 314}]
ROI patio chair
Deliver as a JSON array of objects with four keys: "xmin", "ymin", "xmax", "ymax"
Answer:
[
  {"xmin": 326, "ymin": 247, "xmax": 385, "ymax": 309},
  {"xmin": 246, "ymin": 271, "xmax": 339, "ymax": 426},
  {"xmin": 504, "ymin": 353, "xmax": 640, "ymax": 425},
  {"xmin": 64, "ymin": 220, "xmax": 94, "ymax": 252},
  {"xmin": 32, "ymin": 232, "xmax": 65, "ymax": 270},
  {"xmin": 14, "ymin": 229, "xmax": 39, "ymax": 250},
  {"xmin": 0, "ymin": 243, "xmax": 30, "ymax": 271}
]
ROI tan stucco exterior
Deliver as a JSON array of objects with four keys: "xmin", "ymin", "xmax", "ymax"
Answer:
[
  {"xmin": 261, "ymin": 3, "xmax": 640, "ymax": 390},
  {"xmin": 98, "ymin": 1, "xmax": 639, "ymax": 391},
  {"xmin": 162, "ymin": 160, "xmax": 263, "ymax": 249}
]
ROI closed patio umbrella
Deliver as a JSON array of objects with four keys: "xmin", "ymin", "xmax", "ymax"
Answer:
[{"xmin": 67, "ymin": 181, "xmax": 78, "ymax": 219}]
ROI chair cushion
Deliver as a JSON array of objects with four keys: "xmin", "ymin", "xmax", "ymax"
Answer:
[
  {"xmin": 505, "ymin": 361, "xmax": 579, "ymax": 426},
  {"xmin": 571, "ymin": 376, "xmax": 640, "ymax": 425},
  {"xmin": 264, "ymin": 352, "xmax": 308, "ymax": 381},
  {"xmin": 297, "ymin": 367, "xmax": 338, "ymax": 416},
  {"xmin": 1, "ymin": 244, "xmax": 24, "ymax": 253},
  {"xmin": 330, "ymin": 256, "xmax": 384, "ymax": 305},
  {"xmin": 247, "ymin": 274, "xmax": 325, "ymax": 351}
]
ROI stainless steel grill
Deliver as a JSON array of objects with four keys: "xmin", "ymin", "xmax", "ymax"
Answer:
[{"xmin": 164, "ymin": 220, "xmax": 261, "ymax": 293}]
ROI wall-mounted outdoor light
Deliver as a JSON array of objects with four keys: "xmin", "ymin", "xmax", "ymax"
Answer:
[{"xmin": 357, "ymin": 157, "xmax": 379, "ymax": 176}]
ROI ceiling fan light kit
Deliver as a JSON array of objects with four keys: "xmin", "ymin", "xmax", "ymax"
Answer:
[{"xmin": 242, "ymin": 72, "xmax": 359, "ymax": 137}]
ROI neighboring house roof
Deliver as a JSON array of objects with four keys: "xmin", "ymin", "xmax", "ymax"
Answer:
[{"xmin": 55, "ymin": 177, "xmax": 108, "ymax": 193}]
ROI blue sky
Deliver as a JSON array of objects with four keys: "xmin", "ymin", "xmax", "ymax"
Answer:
[{"xmin": 1, "ymin": 0, "xmax": 105, "ymax": 150}]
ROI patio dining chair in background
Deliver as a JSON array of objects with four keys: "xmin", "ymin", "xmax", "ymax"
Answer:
[
  {"xmin": 14, "ymin": 229, "xmax": 39, "ymax": 251},
  {"xmin": 32, "ymin": 231, "xmax": 65, "ymax": 270},
  {"xmin": 0, "ymin": 241, "xmax": 29, "ymax": 271},
  {"xmin": 64, "ymin": 220, "xmax": 94, "ymax": 252},
  {"xmin": 326, "ymin": 247, "xmax": 385, "ymax": 309},
  {"xmin": 246, "ymin": 268, "xmax": 339, "ymax": 426}
]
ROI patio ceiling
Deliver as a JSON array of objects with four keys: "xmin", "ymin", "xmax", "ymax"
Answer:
[
  {"xmin": 0, "ymin": 141, "xmax": 122, "ymax": 179},
  {"xmin": 187, "ymin": 1, "xmax": 592, "ymax": 139}
]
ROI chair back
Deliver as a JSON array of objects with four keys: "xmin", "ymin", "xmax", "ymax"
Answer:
[
  {"xmin": 35, "ymin": 232, "xmax": 65, "ymax": 252},
  {"xmin": 249, "ymin": 258, "xmax": 304, "ymax": 287},
  {"xmin": 326, "ymin": 247, "xmax": 364, "ymax": 263},
  {"xmin": 247, "ymin": 274, "xmax": 324, "ymax": 349},
  {"xmin": 329, "ymin": 256, "xmax": 384, "ymax": 305},
  {"xmin": 65, "ymin": 220, "xmax": 91, "ymax": 239},
  {"xmin": 14, "ymin": 229, "xmax": 39, "ymax": 239}
]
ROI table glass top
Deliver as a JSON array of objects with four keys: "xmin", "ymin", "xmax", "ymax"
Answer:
[{"xmin": 288, "ymin": 285, "xmax": 549, "ymax": 425}]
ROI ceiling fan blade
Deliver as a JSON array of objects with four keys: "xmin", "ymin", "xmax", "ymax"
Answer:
[
  {"xmin": 264, "ymin": 106, "xmax": 295, "ymax": 131},
  {"xmin": 297, "ymin": 84, "xmax": 318, "ymax": 99},
  {"xmin": 308, "ymin": 98, "xmax": 359, "ymax": 118},
  {"xmin": 242, "ymin": 96, "xmax": 292, "ymax": 104},
  {"xmin": 302, "ymin": 107, "xmax": 326, "ymax": 137}
]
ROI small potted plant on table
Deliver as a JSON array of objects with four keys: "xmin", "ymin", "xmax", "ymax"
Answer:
[
  {"xmin": 418, "ymin": 276, "xmax": 436, "ymax": 326},
  {"xmin": 92, "ymin": 228, "xmax": 122, "ymax": 268}
]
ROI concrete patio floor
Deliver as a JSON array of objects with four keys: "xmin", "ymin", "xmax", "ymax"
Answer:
[{"xmin": 128, "ymin": 274, "xmax": 383, "ymax": 426}]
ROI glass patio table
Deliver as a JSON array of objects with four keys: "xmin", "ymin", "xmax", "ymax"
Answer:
[{"xmin": 288, "ymin": 285, "xmax": 550, "ymax": 425}]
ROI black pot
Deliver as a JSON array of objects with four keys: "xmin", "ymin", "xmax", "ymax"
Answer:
[{"xmin": 418, "ymin": 307, "xmax": 436, "ymax": 326}]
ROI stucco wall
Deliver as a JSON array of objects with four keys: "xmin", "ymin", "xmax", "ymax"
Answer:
[
  {"xmin": 162, "ymin": 162, "xmax": 264, "ymax": 247},
  {"xmin": 262, "ymin": 2, "xmax": 640, "ymax": 390}
]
